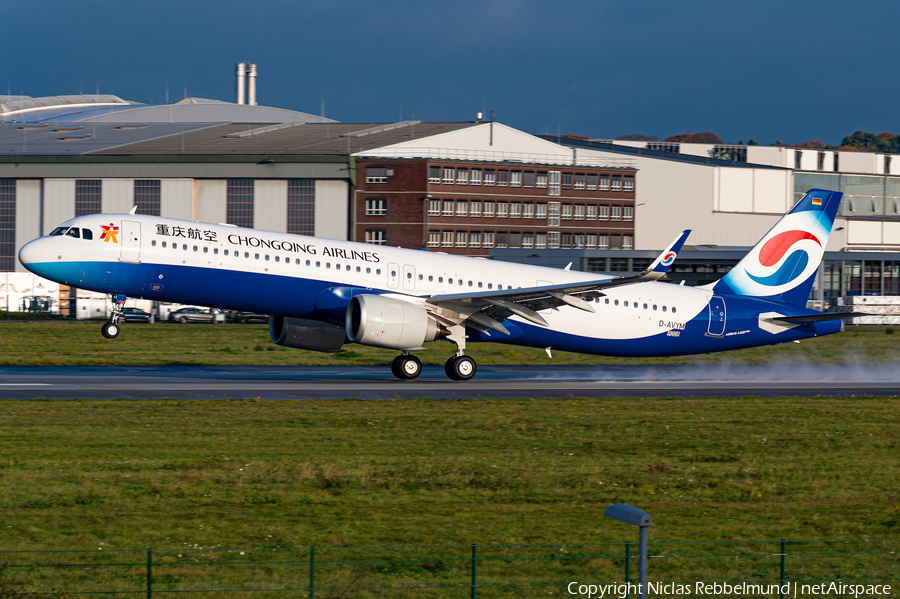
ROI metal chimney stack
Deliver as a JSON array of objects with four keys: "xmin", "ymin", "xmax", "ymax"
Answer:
[
  {"xmin": 235, "ymin": 62, "xmax": 246, "ymax": 105},
  {"xmin": 247, "ymin": 63, "xmax": 257, "ymax": 106}
]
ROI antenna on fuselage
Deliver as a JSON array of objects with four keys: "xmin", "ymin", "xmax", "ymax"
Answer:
[{"xmin": 129, "ymin": 206, "xmax": 137, "ymax": 215}]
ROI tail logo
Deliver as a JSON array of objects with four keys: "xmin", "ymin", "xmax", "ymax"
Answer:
[
  {"xmin": 745, "ymin": 229, "xmax": 822, "ymax": 287},
  {"xmin": 660, "ymin": 251, "xmax": 677, "ymax": 267}
]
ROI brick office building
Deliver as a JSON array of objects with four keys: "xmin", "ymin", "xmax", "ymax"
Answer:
[{"xmin": 354, "ymin": 159, "xmax": 637, "ymax": 256}]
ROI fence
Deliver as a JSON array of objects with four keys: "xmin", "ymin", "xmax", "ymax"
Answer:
[{"xmin": 1, "ymin": 538, "xmax": 897, "ymax": 598}]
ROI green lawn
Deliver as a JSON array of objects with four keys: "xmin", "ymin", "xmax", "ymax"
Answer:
[
  {"xmin": 0, "ymin": 320, "xmax": 897, "ymax": 366},
  {"xmin": 0, "ymin": 396, "xmax": 897, "ymax": 552}
]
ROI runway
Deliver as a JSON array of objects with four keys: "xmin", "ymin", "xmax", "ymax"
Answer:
[{"xmin": 0, "ymin": 363, "xmax": 898, "ymax": 399}]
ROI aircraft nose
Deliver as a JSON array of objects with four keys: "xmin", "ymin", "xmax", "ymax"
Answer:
[{"xmin": 18, "ymin": 238, "xmax": 44, "ymax": 268}]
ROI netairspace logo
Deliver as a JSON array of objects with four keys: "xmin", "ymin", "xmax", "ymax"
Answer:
[{"xmin": 567, "ymin": 581, "xmax": 892, "ymax": 598}]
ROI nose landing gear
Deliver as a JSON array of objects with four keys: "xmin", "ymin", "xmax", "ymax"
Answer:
[{"xmin": 101, "ymin": 294, "xmax": 127, "ymax": 339}]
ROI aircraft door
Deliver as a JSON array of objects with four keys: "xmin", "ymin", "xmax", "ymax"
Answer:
[
  {"xmin": 387, "ymin": 262, "xmax": 400, "ymax": 289},
  {"xmin": 707, "ymin": 295, "xmax": 726, "ymax": 337},
  {"xmin": 120, "ymin": 220, "xmax": 141, "ymax": 263},
  {"xmin": 403, "ymin": 264, "xmax": 416, "ymax": 291}
]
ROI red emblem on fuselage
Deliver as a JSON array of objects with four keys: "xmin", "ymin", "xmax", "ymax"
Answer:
[{"xmin": 100, "ymin": 223, "xmax": 120, "ymax": 243}]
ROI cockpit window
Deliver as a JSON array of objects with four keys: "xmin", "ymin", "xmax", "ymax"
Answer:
[
  {"xmin": 82, "ymin": 228, "xmax": 93, "ymax": 240},
  {"xmin": 49, "ymin": 227, "xmax": 68, "ymax": 236},
  {"xmin": 65, "ymin": 228, "xmax": 81, "ymax": 239}
]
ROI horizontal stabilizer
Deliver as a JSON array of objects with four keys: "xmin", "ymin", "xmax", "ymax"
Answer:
[{"xmin": 766, "ymin": 312, "xmax": 867, "ymax": 324}]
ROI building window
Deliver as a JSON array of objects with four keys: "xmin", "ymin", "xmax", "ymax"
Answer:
[
  {"xmin": 75, "ymin": 179, "xmax": 102, "ymax": 216},
  {"xmin": 623, "ymin": 235, "xmax": 634, "ymax": 250},
  {"xmin": 470, "ymin": 169, "xmax": 481, "ymax": 185},
  {"xmin": 443, "ymin": 200, "xmax": 454, "ymax": 216},
  {"xmin": 497, "ymin": 170, "xmax": 509, "ymax": 186},
  {"xmin": 442, "ymin": 231, "xmax": 453, "ymax": 247},
  {"xmin": 287, "ymin": 179, "xmax": 315, "ymax": 235},
  {"xmin": 610, "ymin": 235, "xmax": 621, "ymax": 250},
  {"xmin": 574, "ymin": 234, "xmax": 584, "ymax": 249},
  {"xmin": 522, "ymin": 233, "xmax": 534, "ymax": 248},
  {"xmin": 586, "ymin": 234, "xmax": 597, "ymax": 249},
  {"xmin": 226, "ymin": 179, "xmax": 254, "ymax": 228},
  {"xmin": 497, "ymin": 202, "xmax": 508, "ymax": 218},
  {"xmin": 483, "ymin": 201, "xmax": 495, "ymax": 217},
  {"xmin": 427, "ymin": 231, "xmax": 440, "ymax": 247},
  {"xmin": 574, "ymin": 173, "xmax": 585, "ymax": 189},
  {"xmin": 587, "ymin": 205, "xmax": 597, "ymax": 220},
  {"xmin": 428, "ymin": 166, "xmax": 441, "ymax": 183},
  {"xmin": 484, "ymin": 169, "xmax": 496, "ymax": 186},
  {"xmin": 574, "ymin": 205, "xmax": 585, "ymax": 220},
  {"xmin": 834, "ymin": 152, "xmax": 840, "ymax": 172},
  {"xmin": 524, "ymin": 171, "xmax": 535, "ymax": 187},
  {"xmin": 510, "ymin": 203, "xmax": 521, "ymax": 218},
  {"xmin": 548, "ymin": 202, "xmax": 560, "ymax": 227},
  {"xmin": 818, "ymin": 152, "xmax": 825, "ymax": 171},
  {"xmin": 365, "ymin": 230, "xmax": 386, "ymax": 245},
  {"xmin": 470, "ymin": 201, "xmax": 481, "ymax": 217},
  {"xmin": 587, "ymin": 173, "xmax": 598, "ymax": 190},
  {"xmin": 886, "ymin": 156, "xmax": 892, "ymax": 175},
  {"xmin": 469, "ymin": 232, "xmax": 481, "ymax": 248},
  {"xmin": 456, "ymin": 231, "xmax": 467, "ymax": 247},
  {"xmin": 561, "ymin": 233, "xmax": 572, "ymax": 248},
  {"xmin": 562, "ymin": 173, "xmax": 573, "ymax": 189},
  {"xmin": 623, "ymin": 206, "xmax": 633, "ymax": 221},
  {"xmin": 712, "ymin": 145, "xmax": 747, "ymax": 162},
  {"xmin": 648, "ymin": 142, "xmax": 680, "ymax": 153},
  {"xmin": 537, "ymin": 172, "xmax": 548, "ymax": 188},
  {"xmin": 561, "ymin": 204, "xmax": 572, "ymax": 220},
  {"xmin": 795, "ymin": 151, "xmax": 803, "ymax": 171},
  {"xmin": 428, "ymin": 199, "xmax": 440, "ymax": 216},
  {"xmin": 443, "ymin": 167, "xmax": 454, "ymax": 184},
  {"xmin": 624, "ymin": 176, "xmax": 634, "ymax": 192},
  {"xmin": 537, "ymin": 203, "xmax": 547, "ymax": 219},
  {"xmin": 611, "ymin": 206, "xmax": 622, "ymax": 221},
  {"xmin": 495, "ymin": 232, "xmax": 508, "ymax": 248},
  {"xmin": 456, "ymin": 200, "xmax": 468, "ymax": 217},
  {"xmin": 456, "ymin": 169, "xmax": 468, "ymax": 185},
  {"xmin": 599, "ymin": 205, "xmax": 609, "ymax": 221},
  {"xmin": 598, "ymin": 234, "xmax": 609, "ymax": 249},
  {"xmin": 612, "ymin": 175, "xmax": 622, "ymax": 191},
  {"xmin": 0, "ymin": 180, "xmax": 14, "ymax": 271},
  {"xmin": 523, "ymin": 203, "xmax": 534, "ymax": 219},
  {"xmin": 535, "ymin": 233, "xmax": 547, "ymax": 249},
  {"xmin": 482, "ymin": 232, "xmax": 494, "ymax": 248},
  {"xmin": 599, "ymin": 175, "xmax": 610, "ymax": 190},
  {"xmin": 510, "ymin": 171, "xmax": 521, "ymax": 187},
  {"xmin": 366, "ymin": 199, "xmax": 387, "ymax": 216},
  {"xmin": 134, "ymin": 180, "xmax": 161, "ymax": 216},
  {"xmin": 366, "ymin": 167, "xmax": 389, "ymax": 183},
  {"xmin": 549, "ymin": 171, "xmax": 561, "ymax": 195},
  {"xmin": 548, "ymin": 231, "xmax": 560, "ymax": 249}
]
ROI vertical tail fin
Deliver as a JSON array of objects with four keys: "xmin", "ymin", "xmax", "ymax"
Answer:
[{"xmin": 711, "ymin": 189, "xmax": 842, "ymax": 306}]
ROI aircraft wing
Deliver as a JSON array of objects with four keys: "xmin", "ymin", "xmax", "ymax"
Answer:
[{"xmin": 425, "ymin": 230, "xmax": 691, "ymax": 333}]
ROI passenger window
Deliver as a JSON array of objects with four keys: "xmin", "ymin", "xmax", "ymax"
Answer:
[
  {"xmin": 152, "ymin": 240, "xmax": 157, "ymax": 247},
  {"xmin": 439, "ymin": 277, "xmax": 444, "ymax": 283},
  {"xmin": 161, "ymin": 241, "xmax": 166, "ymax": 248},
  {"xmin": 418, "ymin": 274, "xmax": 423, "ymax": 280},
  {"xmin": 255, "ymin": 253, "xmax": 260, "ymax": 259},
  {"xmin": 316, "ymin": 261, "xmax": 321, "ymax": 267},
  {"xmin": 376, "ymin": 269, "xmax": 381, "ymax": 275},
  {"xmin": 307, "ymin": 260, "xmax": 311, "ymax": 266},
  {"xmin": 662, "ymin": 306, "xmax": 667, "ymax": 312},
  {"xmin": 358, "ymin": 266, "xmax": 362, "ymax": 273},
  {"xmin": 487, "ymin": 283, "xmax": 492, "ymax": 289},
  {"xmin": 428, "ymin": 275, "xmax": 433, "ymax": 282},
  {"xmin": 672, "ymin": 307, "xmax": 677, "ymax": 314},
  {"xmin": 224, "ymin": 249, "xmax": 228, "ymax": 256},
  {"xmin": 643, "ymin": 303, "xmax": 647, "ymax": 309},
  {"xmin": 327, "ymin": 263, "xmax": 331, "ymax": 269},
  {"xmin": 193, "ymin": 246, "xmax": 198, "ymax": 252},
  {"xmin": 366, "ymin": 267, "xmax": 370, "ymax": 273},
  {"xmin": 66, "ymin": 228, "xmax": 80, "ymax": 238},
  {"xmin": 634, "ymin": 303, "xmax": 638, "ymax": 309},
  {"xmin": 448, "ymin": 278, "xmax": 453, "ymax": 284},
  {"xmin": 407, "ymin": 272, "xmax": 412, "ymax": 279},
  {"xmin": 182, "ymin": 244, "xmax": 187, "ymax": 250},
  {"xmin": 614, "ymin": 299, "xmax": 619, "ymax": 306},
  {"xmin": 468, "ymin": 281, "xmax": 473, "ymax": 287},
  {"xmin": 391, "ymin": 270, "xmax": 397, "ymax": 277},
  {"xmin": 653, "ymin": 305, "xmax": 657, "ymax": 311},
  {"xmin": 244, "ymin": 252, "xmax": 250, "ymax": 258},
  {"xmin": 265, "ymin": 255, "xmax": 270, "ymax": 261},
  {"xmin": 459, "ymin": 280, "xmax": 464, "ymax": 286},
  {"xmin": 82, "ymin": 229, "xmax": 93, "ymax": 240},
  {"xmin": 346, "ymin": 265, "xmax": 350, "ymax": 271},
  {"xmin": 478, "ymin": 282, "xmax": 482, "ymax": 288},
  {"xmin": 275, "ymin": 256, "xmax": 280, "ymax": 262},
  {"xmin": 605, "ymin": 298, "xmax": 609, "ymax": 304},
  {"xmin": 624, "ymin": 301, "xmax": 629, "ymax": 307},
  {"xmin": 336, "ymin": 264, "xmax": 341, "ymax": 270}
]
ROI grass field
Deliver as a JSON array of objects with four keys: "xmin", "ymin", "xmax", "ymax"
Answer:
[
  {"xmin": 0, "ymin": 319, "xmax": 898, "ymax": 366},
  {"xmin": 0, "ymin": 396, "xmax": 897, "ymax": 554}
]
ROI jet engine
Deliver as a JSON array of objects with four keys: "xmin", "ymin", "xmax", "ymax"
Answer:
[
  {"xmin": 269, "ymin": 316, "xmax": 346, "ymax": 353},
  {"xmin": 346, "ymin": 294, "xmax": 442, "ymax": 350}
]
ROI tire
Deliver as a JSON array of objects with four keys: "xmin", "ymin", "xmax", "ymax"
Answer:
[
  {"xmin": 390, "ymin": 356, "xmax": 403, "ymax": 379},
  {"xmin": 240, "ymin": 317, "xmax": 247, "ymax": 324},
  {"xmin": 445, "ymin": 356, "xmax": 460, "ymax": 381},
  {"xmin": 398, "ymin": 355, "xmax": 422, "ymax": 380},
  {"xmin": 101, "ymin": 322, "xmax": 120, "ymax": 339},
  {"xmin": 179, "ymin": 316, "xmax": 188, "ymax": 324},
  {"xmin": 448, "ymin": 355, "xmax": 476, "ymax": 381}
]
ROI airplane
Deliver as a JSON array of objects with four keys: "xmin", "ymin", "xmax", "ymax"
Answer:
[{"xmin": 17, "ymin": 188, "xmax": 855, "ymax": 381}]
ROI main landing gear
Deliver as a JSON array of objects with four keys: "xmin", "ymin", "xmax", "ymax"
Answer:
[
  {"xmin": 101, "ymin": 294, "xmax": 127, "ymax": 339},
  {"xmin": 389, "ymin": 324, "xmax": 478, "ymax": 382}
]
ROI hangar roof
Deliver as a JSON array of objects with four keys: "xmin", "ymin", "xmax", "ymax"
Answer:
[{"xmin": 0, "ymin": 121, "xmax": 478, "ymax": 157}]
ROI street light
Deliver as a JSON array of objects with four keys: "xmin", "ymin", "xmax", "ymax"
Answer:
[{"xmin": 604, "ymin": 504, "xmax": 652, "ymax": 599}]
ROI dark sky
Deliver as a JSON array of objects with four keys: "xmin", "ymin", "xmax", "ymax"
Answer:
[{"xmin": 5, "ymin": 0, "xmax": 897, "ymax": 145}]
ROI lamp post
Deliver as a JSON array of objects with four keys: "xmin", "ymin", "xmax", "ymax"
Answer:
[{"xmin": 604, "ymin": 504, "xmax": 652, "ymax": 599}]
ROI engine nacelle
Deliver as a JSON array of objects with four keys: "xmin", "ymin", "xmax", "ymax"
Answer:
[
  {"xmin": 269, "ymin": 316, "xmax": 346, "ymax": 353},
  {"xmin": 346, "ymin": 294, "xmax": 441, "ymax": 350}
]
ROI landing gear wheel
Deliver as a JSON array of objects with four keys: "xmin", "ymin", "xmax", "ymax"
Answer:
[
  {"xmin": 101, "ymin": 322, "xmax": 120, "ymax": 339},
  {"xmin": 391, "ymin": 354, "xmax": 422, "ymax": 380},
  {"xmin": 445, "ymin": 355, "xmax": 477, "ymax": 381}
]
